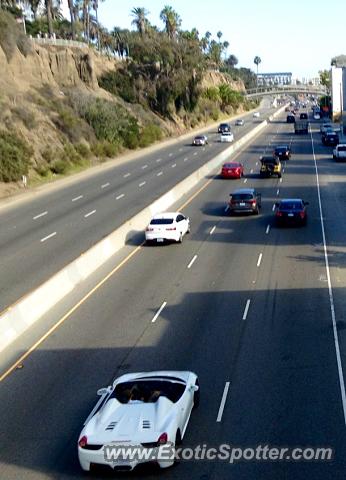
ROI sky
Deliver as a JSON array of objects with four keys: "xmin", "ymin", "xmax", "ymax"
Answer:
[{"xmin": 62, "ymin": 0, "xmax": 346, "ymax": 79}]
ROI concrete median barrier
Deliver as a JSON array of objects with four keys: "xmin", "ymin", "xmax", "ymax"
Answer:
[{"xmin": 0, "ymin": 104, "xmax": 287, "ymax": 353}]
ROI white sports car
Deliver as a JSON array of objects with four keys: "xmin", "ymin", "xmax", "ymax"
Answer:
[
  {"xmin": 78, "ymin": 371, "xmax": 199, "ymax": 472},
  {"xmin": 253, "ymin": 112, "xmax": 260, "ymax": 118},
  {"xmin": 145, "ymin": 212, "xmax": 190, "ymax": 244},
  {"xmin": 220, "ymin": 131, "xmax": 234, "ymax": 143}
]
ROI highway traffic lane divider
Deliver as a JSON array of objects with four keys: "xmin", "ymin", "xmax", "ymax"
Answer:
[{"xmin": 0, "ymin": 104, "xmax": 287, "ymax": 354}]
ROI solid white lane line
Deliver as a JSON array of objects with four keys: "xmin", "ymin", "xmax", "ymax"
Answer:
[
  {"xmin": 216, "ymin": 382, "xmax": 230, "ymax": 422},
  {"xmin": 266, "ymin": 224, "xmax": 270, "ymax": 234},
  {"xmin": 151, "ymin": 301, "xmax": 167, "ymax": 323},
  {"xmin": 243, "ymin": 178, "xmax": 248, "ymax": 183},
  {"xmin": 184, "ymin": 157, "xmax": 188, "ymax": 162},
  {"xmin": 257, "ymin": 253, "xmax": 263, "ymax": 267},
  {"xmin": 101, "ymin": 183, "xmax": 110, "ymax": 189},
  {"xmin": 40, "ymin": 231, "xmax": 56, "ymax": 243},
  {"xmin": 311, "ymin": 131, "xmax": 346, "ymax": 425},
  {"xmin": 272, "ymin": 204, "xmax": 276, "ymax": 211},
  {"xmin": 116, "ymin": 194, "xmax": 124, "ymax": 200},
  {"xmin": 123, "ymin": 173, "xmax": 131, "ymax": 178},
  {"xmin": 242, "ymin": 299, "xmax": 251, "ymax": 320},
  {"xmin": 33, "ymin": 211, "xmax": 48, "ymax": 220},
  {"xmin": 142, "ymin": 164, "xmax": 148, "ymax": 169},
  {"xmin": 84, "ymin": 209, "xmax": 96, "ymax": 218},
  {"xmin": 72, "ymin": 195, "xmax": 83, "ymax": 202},
  {"xmin": 157, "ymin": 171, "xmax": 163, "ymax": 176},
  {"xmin": 224, "ymin": 205, "xmax": 230, "ymax": 213},
  {"xmin": 279, "ymin": 177, "xmax": 283, "ymax": 183},
  {"xmin": 171, "ymin": 163, "xmax": 176, "ymax": 168},
  {"xmin": 210, "ymin": 225, "xmax": 216, "ymax": 235},
  {"xmin": 277, "ymin": 189, "xmax": 280, "ymax": 195},
  {"xmin": 156, "ymin": 158, "xmax": 162, "ymax": 162},
  {"xmin": 139, "ymin": 181, "xmax": 146, "ymax": 187},
  {"xmin": 187, "ymin": 255, "xmax": 198, "ymax": 269}
]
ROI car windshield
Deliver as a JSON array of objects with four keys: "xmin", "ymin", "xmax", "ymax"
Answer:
[
  {"xmin": 111, "ymin": 379, "xmax": 186, "ymax": 404},
  {"xmin": 232, "ymin": 193, "xmax": 253, "ymax": 200},
  {"xmin": 338, "ymin": 146, "xmax": 346, "ymax": 152},
  {"xmin": 280, "ymin": 202, "xmax": 303, "ymax": 210},
  {"xmin": 275, "ymin": 147, "xmax": 287, "ymax": 153},
  {"xmin": 224, "ymin": 163, "xmax": 238, "ymax": 168},
  {"xmin": 195, "ymin": 136, "xmax": 204, "ymax": 140},
  {"xmin": 150, "ymin": 218, "xmax": 174, "ymax": 225},
  {"xmin": 262, "ymin": 159, "xmax": 278, "ymax": 165}
]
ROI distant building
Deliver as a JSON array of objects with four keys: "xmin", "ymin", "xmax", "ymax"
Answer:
[
  {"xmin": 256, "ymin": 72, "xmax": 292, "ymax": 86},
  {"xmin": 331, "ymin": 66, "xmax": 346, "ymax": 130}
]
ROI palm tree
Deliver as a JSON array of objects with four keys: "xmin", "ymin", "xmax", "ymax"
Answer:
[
  {"xmin": 254, "ymin": 56, "xmax": 261, "ymax": 89},
  {"xmin": 131, "ymin": 7, "xmax": 149, "ymax": 37},
  {"xmin": 217, "ymin": 30, "xmax": 222, "ymax": 43},
  {"xmin": 45, "ymin": 0, "xmax": 53, "ymax": 36},
  {"xmin": 27, "ymin": 0, "xmax": 40, "ymax": 20},
  {"xmin": 222, "ymin": 40, "xmax": 229, "ymax": 60},
  {"xmin": 67, "ymin": 0, "xmax": 75, "ymax": 39},
  {"xmin": 160, "ymin": 5, "xmax": 181, "ymax": 39}
]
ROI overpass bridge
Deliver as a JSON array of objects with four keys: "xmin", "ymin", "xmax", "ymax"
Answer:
[{"xmin": 244, "ymin": 84, "xmax": 327, "ymax": 99}]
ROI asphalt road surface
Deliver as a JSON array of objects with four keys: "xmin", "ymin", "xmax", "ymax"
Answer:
[
  {"xmin": 0, "ymin": 103, "xmax": 276, "ymax": 311},
  {"xmin": 1, "ymin": 108, "xmax": 346, "ymax": 479}
]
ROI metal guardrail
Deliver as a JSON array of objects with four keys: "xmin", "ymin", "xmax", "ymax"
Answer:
[{"xmin": 30, "ymin": 37, "xmax": 88, "ymax": 49}]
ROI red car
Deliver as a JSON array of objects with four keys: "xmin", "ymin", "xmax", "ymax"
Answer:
[{"xmin": 221, "ymin": 162, "xmax": 244, "ymax": 179}]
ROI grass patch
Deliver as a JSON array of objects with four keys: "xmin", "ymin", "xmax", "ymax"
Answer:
[{"xmin": 0, "ymin": 130, "xmax": 33, "ymax": 182}]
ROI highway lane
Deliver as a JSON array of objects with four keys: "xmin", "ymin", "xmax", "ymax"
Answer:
[
  {"xmin": 3, "ymin": 111, "xmax": 345, "ymax": 479},
  {"xmin": 0, "ymin": 103, "xmax": 276, "ymax": 312}
]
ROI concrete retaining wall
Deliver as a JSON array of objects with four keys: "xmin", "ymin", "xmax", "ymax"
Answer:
[{"xmin": 0, "ymin": 105, "xmax": 287, "ymax": 353}]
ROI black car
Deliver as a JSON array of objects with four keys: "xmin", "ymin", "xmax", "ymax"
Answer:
[
  {"xmin": 218, "ymin": 123, "xmax": 231, "ymax": 133},
  {"xmin": 274, "ymin": 145, "xmax": 291, "ymax": 160},
  {"xmin": 275, "ymin": 199, "xmax": 308, "ymax": 226},
  {"xmin": 300, "ymin": 112, "xmax": 308, "ymax": 120},
  {"xmin": 286, "ymin": 114, "xmax": 295, "ymax": 123},
  {"xmin": 322, "ymin": 132, "xmax": 339, "ymax": 146}
]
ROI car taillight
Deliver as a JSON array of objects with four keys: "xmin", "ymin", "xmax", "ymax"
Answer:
[
  {"xmin": 79, "ymin": 436, "xmax": 88, "ymax": 448},
  {"xmin": 276, "ymin": 211, "xmax": 283, "ymax": 217},
  {"xmin": 299, "ymin": 211, "xmax": 305, "ymax": 218},
  {"xmin": 158, "ymin": 433, "xmax": 168, "ymax": 445},
  {"xmin": 250, "ymin": 200, "xmax": 256, "ymax": 206},
  {"xmin": 166, "ymin": 227, "xmax": 176, "ymax": 230}
]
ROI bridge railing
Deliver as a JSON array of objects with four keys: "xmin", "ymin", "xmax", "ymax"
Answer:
[{"xmin": 245, "ymin": 84, "xmax": 327, "ymax": 97}]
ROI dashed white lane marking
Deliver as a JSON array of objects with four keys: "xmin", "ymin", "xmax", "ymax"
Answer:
[
  {"xmin": 157, "ymin": 171, "xmax": 163, "ymax": 176},
  {"xmin": 123, "ymin": 173, "xmax": 131, "ymax": 178},
  {"xmin": 84, "ymin": 209, "xmax": 96, "ymax": 218},
  {"xmin": 272, "ymin": 204, "xmax": 276, "ymax": 211},
  {"xmin": 101, "ymin": 183, "xmax": 110, "ymax": 188},
  {"xmin": 242, "ymin": 299, "xmax": 251, "ymax": 320},
  {"xmin": 193, "ymin": 152, "xmax": 198, "ymax": 156},
  {"xmin": 255, "ymin": 162, "xmax": 258, "ymax": 166},
  {"xmin": 179, "ymin": 148, "xmax": 183, "ymax": 152},
  {"xmin": 169, "ymin": 153, "xmax": 173, "ymax": 157},
  {"xmin": 184, "ymin": 157, "xmax": 188, "ymax": 162},
  {"xmin": 142, "ymin": 164, "xmax": 148, "ymax": 169},
  {"xmin": 266, "ymin": 224, "xmax": 270, "ymax": 234},
  {"xmin": 279, "ymin": 177, "xmax": 283, "ymax": 183},
  {"xmin": 33, "ymin": 211, "xmax": 47, "ymax": 220},
  {"xmin": 139, "ymin": 181, "xmax": 146, "ymax": 187},
  {"xmin": 171, "ymin": 163, "xmax": 176, "ymax": 168},
  {"xmin": 210, "ymin": 225, "xmax": 216, "ymax": 235},
  {"xmin": 225, "ymin": 205, "xmax": 230, "ymax": 213},
  {"xmin": 40, "ymin": 231, "xmax": 56, "ymax": 243},
  {"xmin": 151, "ymin": 301, "xmax": 167, "ymax": 323},
  {"xmin": 116, "ymin": 194, "xmax": 124, "ymax": 200},
  {"xmin": 187, "ymin": 255, "xmax": 198, "ymax": 269},
  {"xmin": 277, "ymin": 189, "xmax": 280, "ymax": 195},
  {"xmin": 72, "ymin": 195, "xmax": 83, "ymax": 202},
  {"xmin": 243, "ymin": 178, "xmax": 248, "ymax": 183},
  {"xmin": 156, "ymin": 158, "xmax": 162, "ymax": 162},
  {"xmin": 216, "ymin": 382, "xmax": 230, "ymax": 422},
  {"xmin": 257, "ymin": 253, "xmax": 263, "ymax": 267},
  {"xmin": 250, "ymin": 169, "xmax": 253, "ymax": 173}
]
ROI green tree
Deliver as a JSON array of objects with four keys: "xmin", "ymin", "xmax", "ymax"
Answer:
[
  {"xmin": 131, "ymin": 7, "xmax": 149, "ymax": 37},
  {"xmin": 319, "ymin": 69, "xmax": 331, "ymax": 90},
  {"xmin": 160, "ymin": 5, "xmax": 181, "ymax": 39}
]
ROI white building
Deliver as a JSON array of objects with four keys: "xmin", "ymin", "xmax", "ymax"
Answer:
[{"xmin": 331, "ymin": 66, "xmax": 344, "ymax": 123}]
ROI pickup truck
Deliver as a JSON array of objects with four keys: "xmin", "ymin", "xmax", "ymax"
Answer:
[
  {"xmin": 294, "ymin": 120, "xmax": 309, "ymax": 134},
  {"xmin": 333, "ymin": 144, "xmax": 346, "ymax": 161}
]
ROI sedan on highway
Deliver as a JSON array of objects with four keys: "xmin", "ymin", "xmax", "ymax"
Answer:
[
  {"xmin": 235, "ymin": 119, "xmax": 244, "ymax": 126},
  {"xmin": 145, "ymin": 212, "xmax": 190, "ymax": 244},
  {"xmin": 274, "ymin": 145, "xmax": 291, "ymax": 161},
  {"xmin": 192, "ymin": 135, "xmax": 208, "ymax": 146},
  {"xmin": 221, "ymin": 162, "xmax": 244, "ymax": 179},
  {"xmin": 228, "ymin": 188, "xmax": 261, "ymax": 215},
  {"xmin": 78, "ymin": 371, "xmax": 200, "ymax": 472},
  {"xmin": 220, "ymin": 131, "xmax": 234, "ymax": 143},
  {"xmin": 253, "ymin": 112, "xmax": 260, "ymax": 118},
  {"xmin": 275, "ymin": 199, "xmax": 308, "ymax": 226},
  {"xmin": 218, "ymin": 123, "xmax": 231, "ymax": 133},
  {"xmin": 322, "ymin": 131, "xmax": 339, "ymax": 146}
]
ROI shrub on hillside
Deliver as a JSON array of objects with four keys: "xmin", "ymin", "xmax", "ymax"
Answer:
[
  {"xmin": 11, "ymin": 106, "xmax": 37, "ymax": 130},
  {"xmin": 139, "ymin": 124, "xmax": 163, "ymax": 148},
  {"xmin": 0, "ymin": 11, "xmax": 32, "ymax": 62},
  {"xmin": 0, "ymin": 130, "xmax": 32, "ymax": 182}
]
